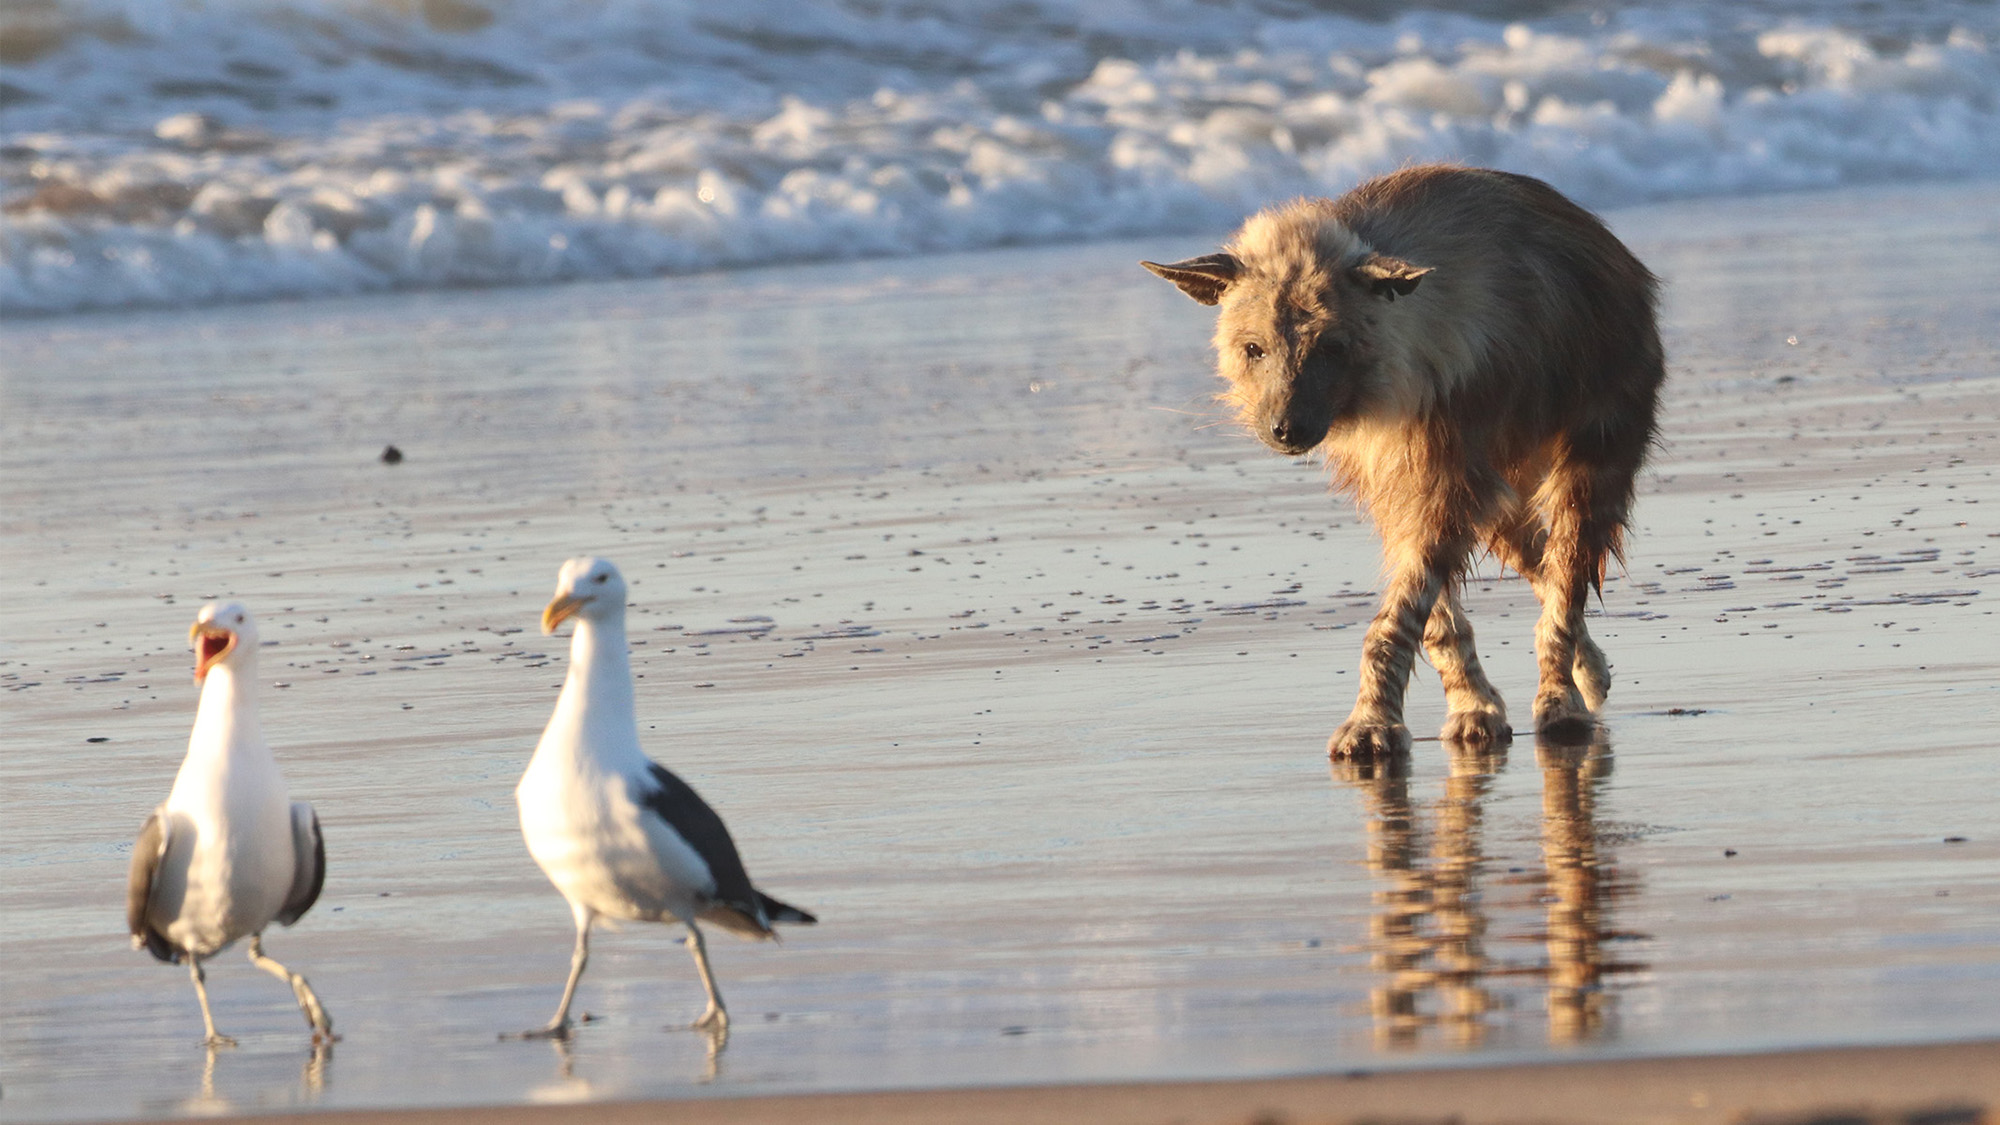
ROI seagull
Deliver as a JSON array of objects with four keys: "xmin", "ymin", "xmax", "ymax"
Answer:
[
  {"xmin": 126, "ymin": 601, "xmax": 333, "ymax": 1046},
  {"xmin": 515, "ymin": 556, "xmax": 815, "ymax": 1039}
]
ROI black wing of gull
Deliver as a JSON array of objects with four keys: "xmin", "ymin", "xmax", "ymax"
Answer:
[
  {"xmin": 274, "ymin": 802, "xmax": 325, "ymax": 927},
  {"xmin": 639, "ymin": 762, "xmax": 817, "ymax": 937},
  {"xmin": 127, "ymin": 808, "xmax": 180, "ymax": 964}
]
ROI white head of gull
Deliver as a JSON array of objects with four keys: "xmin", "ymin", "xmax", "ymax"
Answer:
[
  {"xmin": 513, "ymin": 556, "xmax": 815, "ymax": 1040},
  {"xmin": 126, "ymin": 600, "xmax": 334, "ymax": 1046}
]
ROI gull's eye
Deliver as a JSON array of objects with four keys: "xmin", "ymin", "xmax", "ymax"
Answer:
[
  {"xmin": 594, "ymin": 573, "xmax": 609, "ymax": 584},
  {"xmin": 1243, "ymin": 342, "xmax": 1266, "ymax": 360}
]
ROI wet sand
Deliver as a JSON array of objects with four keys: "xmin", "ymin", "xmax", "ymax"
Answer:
[
  {"xmin": 3, "ymin": 178, "xmax": 1998, "ymax": 1123},
  {"xmin": 183, "ymin": 1038, "xmax": 2000, "ymax": 1125}
]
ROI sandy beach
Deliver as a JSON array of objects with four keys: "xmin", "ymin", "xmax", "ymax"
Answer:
[
  {"xmin": 3, "ymin": 177, "xmax": 1998, "ymax": 1123},
  {"xmin": 167, "ymin": 1038, "xmax": 2000, "ymax": 1125}
]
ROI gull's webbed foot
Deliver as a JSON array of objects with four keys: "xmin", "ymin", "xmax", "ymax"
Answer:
[
  {"xmin": 504, "ymin": 1020, "xmax": 572, "ymax": 1041},
  {"xmin": 691, "ymin": 1005, "xmax": 729, "ymax": 1033}
]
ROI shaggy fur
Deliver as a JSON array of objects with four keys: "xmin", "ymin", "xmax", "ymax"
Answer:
[{"xmin": 1144, "ymin": 164, "xmax": 1664, "ymax": 756}]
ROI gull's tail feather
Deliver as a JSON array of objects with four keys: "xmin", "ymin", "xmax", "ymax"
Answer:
[
  {"xmin": 757, "ymin": 891, "xmax": 816, "ymax": 926},
  {"xmin": 699, "ymin": 891, "xmax": 817, "ymax": 938}
]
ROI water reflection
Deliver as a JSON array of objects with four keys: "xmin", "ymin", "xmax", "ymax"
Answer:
[
  {"xmin": 522, "ymin": 1020, "xmax": 726, "ymax": 1102},
  {"xmin": 179, "ymin": 1047, "xmax": 232, "ymax": 1117},
  {"xmin": 525, "ymin": 1037, "xmax": 596, "ymax": 1105},
  {"xmin": 303, "ymin": 1040, "xmax": 332, "ymax": 1095},
  {"xmin": 172, "ymin": 1041, "xmax": 332, "ymax": 1117},
  {"xmin": 1337, "ymin": 734, "xmax": 1643, "ymax": 1049},
  {"xmin": 1339, "ymin": 742, "xmax": 1507, "ymax": 1048},
  {"xmin": 1537, "ymin": 737, "xmax": 1643, "ymax": 1044}
]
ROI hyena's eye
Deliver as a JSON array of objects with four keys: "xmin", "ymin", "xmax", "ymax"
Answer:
[{"xmin": 1243, "ymin": 342, "xmax": 1266, "ymax": 360}]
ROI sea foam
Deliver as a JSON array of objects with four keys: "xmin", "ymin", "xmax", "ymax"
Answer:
[{"xmin": 4, "ymin": 0, "xmax": 1997, "ymax": 315}]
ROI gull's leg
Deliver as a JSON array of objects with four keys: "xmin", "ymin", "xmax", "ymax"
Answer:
[
  {"xmin": 188, "ymin": 956, "xmax": 236, "ymax": 1048},
  {"xmin": 518, "ymin": 906, "xmax": 592, "ymax": 1039},
  {"xmin": 684, "ymin": 921, "xmax": 729, "ymax": 1033},
  {"xmin": 247, "ymin": 935, "xmax": 335, "ymax": 1042}
]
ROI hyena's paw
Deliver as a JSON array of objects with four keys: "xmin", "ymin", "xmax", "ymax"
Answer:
[
  {"xmin": 1534, "ymin": 688, "xmax": 1596, "ymax": 743},
  {"xmin": 1329, "ymin": 719, "xmax": 1412, "ymax": 760},
  {"xmin": 1441, "ymin": 709, "xmax": 1513, "ymax": 748},
  {"xmin": 1574, "ymin": 642, "xmax": 1612, "ymax": 711}
]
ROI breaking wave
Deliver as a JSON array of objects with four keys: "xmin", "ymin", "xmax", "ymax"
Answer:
[{"xmin": 4, "ymin": 0, "xmax": 1998, "ymax": 314}]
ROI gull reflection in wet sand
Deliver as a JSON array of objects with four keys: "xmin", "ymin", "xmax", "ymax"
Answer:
[
  {"xmin": 176, "ymin": 1041, "xmax": 331, "ymax": 1116},
  {"xmin": 1338, "ymin": 734, "xmax": 1645, "ymax": 1049},
  {"xmin": 526, "ymin": 1023, "xmax": 724, "ymax": 1103},
  {"xmin": 181, "ymin": 1046, "xmax": 232, "ymax": 1116},
  {"xmin": 526, "ymin": 1037, "xmax": 595, "ymax": 1104}
]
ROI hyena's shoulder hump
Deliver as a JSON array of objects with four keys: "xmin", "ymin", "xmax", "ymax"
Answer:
[{"xmin": 1337, "ymin": 168, "xmax": 1521, "ymax": 407}]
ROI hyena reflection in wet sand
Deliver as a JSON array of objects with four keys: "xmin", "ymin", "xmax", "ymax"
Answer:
[{"xmin": 1144, "ymin": 165, "xmax": 1664, "ymax": 756}]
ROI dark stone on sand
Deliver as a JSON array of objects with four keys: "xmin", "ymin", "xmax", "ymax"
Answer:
[{"xmin": 381, "ymin": 445, "xmax": 404, "ymax": 464}]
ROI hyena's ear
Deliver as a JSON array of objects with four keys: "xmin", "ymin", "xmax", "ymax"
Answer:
[
  {"xmin": 1352, "ymin": 254, "xmax": 1433, "ymax": 301},
  {"xmin": 1141, "ymin": 254, "xmax": 1242, "ymax": 306}
]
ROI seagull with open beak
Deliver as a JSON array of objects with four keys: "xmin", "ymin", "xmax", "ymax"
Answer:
[
  {"xmin": 192, "ymin": 611, "xmax": 239, "ymax": 683},
  {"xmin": 127, "ymin": 601, "xmax": 334, "ymax": 1046},
  {"xmin": 512, "ymin": 556, "xmax": 815, "ymax": 1040}
]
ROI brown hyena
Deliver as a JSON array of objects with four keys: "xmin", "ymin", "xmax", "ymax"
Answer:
[{"xmin": 1143, "ymin": 164, "xmax": 1663, "ymax": 757}]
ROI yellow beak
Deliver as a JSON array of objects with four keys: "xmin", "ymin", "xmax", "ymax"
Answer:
[
  {"xmin": 189, "ymin": 622, "xmax": 237, "ymax": 683},
  {"xmin": 542, "ymin": 593, "xmax": 590, "ymax": 635}
]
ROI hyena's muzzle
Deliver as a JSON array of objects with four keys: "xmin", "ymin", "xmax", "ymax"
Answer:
[{"xmin": 1252, "ymin": 348, "xmax": 1356, "ymax": 455}]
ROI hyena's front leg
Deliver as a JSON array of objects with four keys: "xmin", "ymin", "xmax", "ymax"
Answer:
[
  {"xmin": 1330, "ymin": 549, "xmax": 1460, "ymax": 759},
  {"xmin": 1424, "ymin": 588, "xmax": 1511, "ymax": 747}
]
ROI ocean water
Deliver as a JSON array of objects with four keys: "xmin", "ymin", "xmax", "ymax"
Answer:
[{"xmin": 4, "ymin": 0, "xmax": 1998, "ymax": 315}]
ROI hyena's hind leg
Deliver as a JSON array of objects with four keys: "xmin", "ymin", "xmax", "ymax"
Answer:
[
  {"xmin": 1520, "ymin": 450, "xmax": 1639, "ymax": 739},
  {"xmin": 1492, "ymin": 515, "xmax": 1612, "ymax": 727},
  {"xmin": 1493, "ymin": 525, "xmax": 1611, "ymax": 708},
  {"xmin": 1424, "ymin": 587, "xmax": 1512, "ymax": 747},
  {"xmin": 1570, "ymin": 621, "xmax": 1612, "ymax": 712}
]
